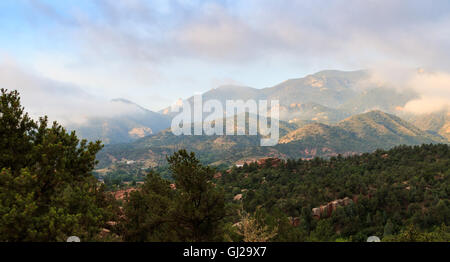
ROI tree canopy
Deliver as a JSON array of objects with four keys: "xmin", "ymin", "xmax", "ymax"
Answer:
[
  {"xmin": 121, "ymin": 150, "xmax": 227, "ymax": 242},
  {"xmin": 0, "ymin": 89, "xmax": 116, "ymax": 241}
]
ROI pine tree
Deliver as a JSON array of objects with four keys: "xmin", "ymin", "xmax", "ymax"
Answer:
[
  {"xmin": 121, "ymin": 171, "xmax": 179, "ymax": 241},
  {"xmin": 122, "ymin": 150, "xmax": 227, "ymax": 241},
  {"xmin": 310, "ymin": 219, "xmax": 335, "ymax": 241},
  {"xmin": 0, "ymin": 89, "xmax": 114, "ymax": 241},
  {"xmin": 168, "ymin": 150, "xmax": 227, "ymax": 241}
]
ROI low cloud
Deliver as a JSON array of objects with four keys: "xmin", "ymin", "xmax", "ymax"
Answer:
[
  {"xmin": 364, "ymin": 66, "xmax": 450, "ymax": 114},
  {"xmin": 0, "ymin": 59, "xmax": 147, "ymax": 125},
  {"xmin": 5, "ymin": 0, "xmax": 450, "ymax": 117},
  {"xmin": 403, "ymin": 71, "xmax": 450, "ymax": 114}
]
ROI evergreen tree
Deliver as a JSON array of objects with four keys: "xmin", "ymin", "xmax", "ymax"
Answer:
[
  {"xmin": 310, "ymin": 219, "xmax": 335, "ymax": 241},
  {"xmin": 0, "ymin": 89, "xmax": 114, "ymax": 241},
  {"xmin": 121, "ymin": 171, "xmax": 178, "ymax": 241},
  {"xmin": 168, "ymin": 150, "xmax": 227, "ymax": 241},
  {"xmin": 122, "ymin": 150, "xmax": 227, "ymax": 241}
]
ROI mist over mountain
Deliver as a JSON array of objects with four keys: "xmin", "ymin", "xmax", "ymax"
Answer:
[
  {"xmin": 67, "ymin": 98, "xmax": 171, "ymax": 144},
  {"xmin": 161, "ymin": 70, "xmax": 417, "ymax": 121},
  {"xmin": 262, "ymin": 70, "xmax": 366, "ymax": 108},
  {"xmin": 404, "ymin": 109, "xmax": 450, "ymax": 141},
  {"xmin": 70, "ymin": 69, "xmax": 447, "ymax": 147},
  {"xmin": 161, "ymin": 70, "xmax": 366, "ymax": 115}
]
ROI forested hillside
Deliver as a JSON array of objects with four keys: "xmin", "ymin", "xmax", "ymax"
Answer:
[
  {"xmin": 1, "ymin": 89, "xmax": 449, "ymax": 242},
  {"xmin": 217, "ymin": 144, "xmax": 450, "ymax": 241},
  {"xmin": 109, "ymin": 144, "xmax": 450, "ymax": 242}
]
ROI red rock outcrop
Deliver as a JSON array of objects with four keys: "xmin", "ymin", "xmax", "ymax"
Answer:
[
  {"xmin": 235, "ymin": 157, "xmax": 282, "ymax": 168},
  {"xmin": 312, "ymin": 197, "xmax": 353, "ymax": 218},
  {"xmin": 257, "ymin": 157, "xmax": 281, "ymax": 167},
  {"xmin": 112, "ymin": 188, "xmax": 138, "ymax": 200}
]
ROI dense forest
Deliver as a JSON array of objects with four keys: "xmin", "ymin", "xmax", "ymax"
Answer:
[
  {"xmin": 217, "ymin": 144, "xmax": 450, "ymax": 241},
  {"xmin": 0, "ymin": 89, "xmax": 449, "ymax": 242}
]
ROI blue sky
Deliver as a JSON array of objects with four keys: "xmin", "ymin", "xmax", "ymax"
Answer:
[{"xmin": 1, "ymin": 0, "xmax": 450, "ymax": 122}]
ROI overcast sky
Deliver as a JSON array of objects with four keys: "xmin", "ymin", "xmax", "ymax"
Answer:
[{"xmin": 1, "ymin": 0, "xmax": 450, "ymax": 122}]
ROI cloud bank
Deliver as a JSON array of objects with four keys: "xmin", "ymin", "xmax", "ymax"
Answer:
[
  {"xmin": 1, "ymin": 0, "xmax": 449, "ymax": 116},
  {"xmin": 403, "ymin": 71, "xmax": 450, "ymax": 114},
  {"xmin": 0, "ymin": 58, "xmax": 147, "ymax": 125}
]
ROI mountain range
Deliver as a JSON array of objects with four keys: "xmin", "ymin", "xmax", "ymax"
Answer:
[
  {"xmin": 67, "ymin": 98, "xmax": 171, "ymax": 144},
  {"xmin": 96, "ymin": 110, "xmax": 447, "ymax": 170},
  {"xmin": 160, "ymin": 70, "xmax": 418, "ymax": 123},
  {"xmin": 64, "ymin": 69, "xmax": 449, "ymax": 170}
]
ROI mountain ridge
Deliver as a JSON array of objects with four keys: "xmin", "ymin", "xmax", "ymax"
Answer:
[
  {"xmin": 96, "ymin": 110, "xmax": 448, "ymax": 170},
  {"xmin": 71, "ymin": 69, "xmax": 440, "ymax": 147},
  {"xmin": 67, "ymin": 98, "xmax": 171, "ymax": 144}
]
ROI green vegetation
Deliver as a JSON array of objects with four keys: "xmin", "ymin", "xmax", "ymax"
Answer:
[
  {"xmin": 0, "ymin": 89, "xmax": 117, "ymax": 241},
  {"xmin": 1, "ymin": 89, "xmax": 449, "ymax": 242},
  {"xmin": 119, "ymin": 150, "xmax": 227, "ymax": 241},
  {"xmin": 217, "ymin": 144, "xmax": 450, "ymax": 241},
  {"xmin": 97, "ymin": 110, "xmax": 447, "ymax": 170},
  {"xmin": 95, "ymin": 163, "xmax": 149, "ymax": 190},
  {"xmin": 66, "ymin": 98, "xmax": 171, "ymax": 145}
]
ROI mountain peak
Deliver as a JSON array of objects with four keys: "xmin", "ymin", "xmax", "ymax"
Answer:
[
  {"xmin": 214, "ymin": 84, "xmax": 253, "ymax": 90},
  {"xmin": 111, "ymin": 98, "xmax": 135, "ymax": 104},
  {"xmin": 342, "ymin": 110, "xmax": 398, "ymax": 122},
  {"xmin": 208, "ymin": 85, "xmax": 260, "ymax": 95},
  {"xmin": 311, "ymin": 69, "xmax": 368, "ymax": 78},
  {"xmin": 337, "ymin": 110, "xmax": 447, "ymax": 143},
  {"xmin": 111, "ymin": 98, "xmax": 151, "ymax": 112}
]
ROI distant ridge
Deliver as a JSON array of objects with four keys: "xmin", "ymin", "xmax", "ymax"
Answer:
[
  {"xmin": 96, "ymin": 110, "xmax": 448, "ymax": 169},
  {"xmin": 279, "ymin": 110, "xmax": 447, "ymax": 153},
  {"xmin": 70, "ymin": 70, "xmax": 426, "ymax": 146},
  {"xmin": 67, "ymin": 98, "xmax": 171, "ymax": 144}
]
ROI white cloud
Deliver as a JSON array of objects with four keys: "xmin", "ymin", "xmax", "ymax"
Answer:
[
  {"xmin": 403, "ymin": 71, "xmax": 450, "ymax": 114},
  {"xmin": 6, "ymin": 0, "xmax": 450, "ymax": 116},
  {"xmin": 0, "ymin": 59, "xmax": 147, "ymax": 125}
]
